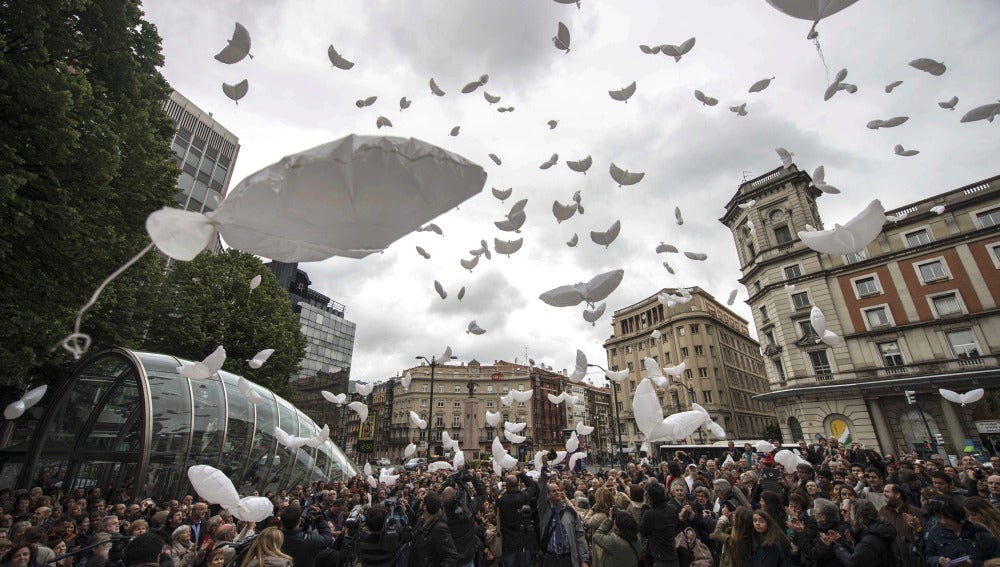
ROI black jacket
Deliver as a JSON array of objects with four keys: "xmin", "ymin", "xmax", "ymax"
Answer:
[
  {"xmin": 497, "ymin": 473, "xmax": 539, "ymax": 554},
  {"xmin": 639, "ymin": 499, "xmax": 680, "ymax": 566},
  {"xmin": 831, "ymin": 521, "xmax": 895, "ymax": 567},
  {"xmin": 408, "ymin": 512, "xmax": 458, "ymax": 567},
  {"xmin": 358, "ymin": 530, "xmax": 396, "ymax": 567},
  {"xmin": 281, "ymin": 526, "xmax": 333, "ymax": 567},
  {"xmin": 445, "ymin": 476, "xmax": 487, "ymax": 565}
]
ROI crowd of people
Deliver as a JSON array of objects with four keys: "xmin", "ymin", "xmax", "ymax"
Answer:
[{"xmin": 4, "ymin": 436, "xmax": 1000, "ymax": 567}]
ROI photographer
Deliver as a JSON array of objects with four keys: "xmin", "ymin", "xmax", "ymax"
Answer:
[
  {"xmin": 408, "ymin": 492, "xmax": 457, "ymax": 567},
  {"xmin": 497, "ymin": 471, "xmax": 540, "ymax": 567},
  {"xmin": 443, "ymin": 469, "xmax": 487, "ymax": 567},
  {"xmin": 277, "ymin": 506, "xmax": 332, "ymax": 567},
  {"xmin": 356, "ymin": 505, "xmax": 395, "ymax": 567}
]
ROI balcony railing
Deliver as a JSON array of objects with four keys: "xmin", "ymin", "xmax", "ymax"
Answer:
[{"xmin": 781, "ymin": 354, "xmax": 997, "ymax": 387}]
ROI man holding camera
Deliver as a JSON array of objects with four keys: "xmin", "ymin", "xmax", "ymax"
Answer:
[
  {"xmin": 357, "ymin": 504, "xmax": 397, "ymax": 567},
  {"xmin": 537, "ymin": 475, "xmax": 589, "ymax": 567},
  {"xmin": 279, "ymin": 505, "xmax": 333, "ymax": 567},
  {"xmin": 443, "ymin": 468, "xmax": 488, "ymax": 567},
  {"xmin": 408, "ymin": 491, "xmax": 458, "ymax": 567},
  {"xmin": 497, "ymin": 471, "xmax": 540, "ymax": 567}
]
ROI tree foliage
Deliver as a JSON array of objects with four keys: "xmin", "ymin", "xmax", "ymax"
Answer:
[
  {"xmin": 0, "ymin": 0, "xmax": 178, "ymax": 387},
  {"xmin": 143, "ymin": 250, "xmax": 306, "ymax": 400},
  {"xmin": 762, "ymin": 421, "xmax": 784, "ymax": 443}
]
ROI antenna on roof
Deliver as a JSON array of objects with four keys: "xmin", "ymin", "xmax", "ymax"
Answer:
[{"xmin": 742, "ymin": 170, "xmax": 753, "ymax": 182}]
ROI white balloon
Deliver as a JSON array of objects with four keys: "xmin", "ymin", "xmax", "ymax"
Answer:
[
  {"xmin": 534, "ymin": 450, "xmax": 550, "ymax": 472},
  {"xmin": 511, "ymin": 390, "xmax": 533, "ymax": 403},
  {"xmin": 504, "ymin": 421, "xmax": 528, "ymax": 433},
  {"xmin": 214, "ymin": 23, "xmax": 252, "ymax": 64},
  {"xmin": 810, "ymin": 306, "xmax": 827, "ymax": 337},
  {"xmin": 401, "ymin": 371, "xmax": 412, "ymax": 390},
  {"xmin": 605, "ymin": 369, "xmax": 629, "ymax": 383},
  {"xmin": 355, "ymin": 382, "xmax": 374, "ymax": 396},
  {"xmin": 590, "ymin": 221, "xmax": 621, "ymax": 248},
  {"xmin": 274, "ymin": 427, "xmax": 310, "ymax": 449},
  {"xmin": 221, "ymin": 80, "xmax": 249, "ymax": 104},
  {"xmin": 404, "ymin": 443, "xmax": 417, "ymax": 458},
  {"xmin": 442, "ymin": 430, "xmax": 460, "ymax": 451},
  {"xmin": 247, "ymin": 348, "xmax": 274, "ymax": 369},
  {"xmin": 660, "ymin": 37, "xmax": 695, "ymax": 61},
  {"xmin": 177, "ymin": 346, "xmax": 226, "ymax": 379},
  {"xmin": 575, "ymin": 422, "xmax": 595, "ymax": 436},
  {"xmin": 939, "ymin": 388, "xmax": 984, "ymax": 406},
  {"xmin": 321, "ymin": 391, "xmax": 346, "ymax": 405},
  {"xmin": 539, "ymin": 269, "xmax": 625, "ymax": 308},
  {"xmin": 504, "ymin": 430, "xmax": 527, "ymax": 444},
  {"xmin": 237, "ymin": 377, "xmax": 262, "ymax": 404},
  {"xmin": 553, "ymin": 21, "xmax": 571, "ymax": 52},
  {"xmin": 249, "ymin": 275, "xmax": 262, "ymax": 291},
  {"xmin": 609, "ymin": 163, "xmax": 645, "ymax": 186},
  {"xmin": 909, "ymin": 58, "xmax": 946, "ymax": 76},
  {"xmin": 550, "ymin": 451, "xmax": 568, "ymax": 467},
  {"xmin": 348, "ymin": 401, "xmax": 368, "ymax": 423},
  {"xmin": 409, "ymin": 411, "xmax": 428, "ymax": 430},
  {"xmin": 798, "ymin": 200, "xmax": 886, "ymax": 255},
  {"xmin": 609, "ymin": 82, "xmax": 637, "ymax": 103},
  {"xmin": 750, "ymin": 77, "xmax": 775, "ymax": 93},
  {"xmin": 755, "ymin": 440, "xmax": 776, "ymax": 454},
  {"xmin": 3, "ymin": 385, "xmax": 48, "ymax": 420},
  {"xmin": 552, "ymin": 200, "xmax": 578, "ymax": 223},
  {"xmin": 568, "ymin": 451, "xmax": 588, "ymax": 471},
  {"xmin": 485, "ymin": 410, "xmax": 502, "ymax": 427},
  {"xmin": 583, "ymin": 303, "xmax": 606, "ymax": 326}
]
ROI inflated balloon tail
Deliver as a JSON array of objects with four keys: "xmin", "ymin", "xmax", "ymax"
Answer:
[
  {"xmin": 57, "ymin": 242, "xmax": 155, "ymax": 359},
  {"xmin": 812, "ymin": 38, "xmax": 830, "ymax": 83}
]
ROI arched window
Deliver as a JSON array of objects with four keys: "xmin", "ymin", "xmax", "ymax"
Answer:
[{"xmin": 788, "ymin": 417, "xmax": 804, "ymax": 442}]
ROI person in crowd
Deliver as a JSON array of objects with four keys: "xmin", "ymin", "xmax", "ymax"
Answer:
[
  {"xmin": 408, "ymin": 491, "xmax": 457, "ymax": 567},
  {"xmin": 123, "ymin": 533, "xmax": 166, "ymax": 567},
  {"xmin": 582, "ymin": 488, "xmax": 613, "ymax": 567},
  {"xmin": 965, "ymin": 496, "xmax": 1000, "ymax": 539},
  {"xmin": 85, "ymin": 533, "xmax": 113, "ymax": 567},
  {"xmin": 168, "ymin": 527, "xmax": 204, "ymax": 567},
  {"xmin": 239, "ymin": 528, "xmax": 291, "ymax": 567},
  {"xmin": 639, "ymin": 483, "xmax": 679, "ymax": 567},
  {"xmin": 536, "ymin": 476, "xmax": 589, "ymax": 567},
  {"xmin": 924, "ymin": 497, "xmax": 1000, "ymax": 566},
  {"xmin": 442, "ymin": 469, "xmax": 487, "ymax": 567},
  {"xmin": 277, "ymin": 505, "xmax": 331, "ymax": 567},
  {"xmin": 497, "ymin": 471, "xmax": 539, "ymax": 567},
  {"xmin": 819, "ymin": 499, "xmax": 894, "ymax": 566},
  {"xmin": 592, "ymin": 511, "xmax": 641, "ymax": 567},
  {"xmin": 750, "ymin": 510, "xmax": 791, "ymax": 567},
  {"xmin": 1, "ymin": 544, "xmax": 36, "ymax": 567}
]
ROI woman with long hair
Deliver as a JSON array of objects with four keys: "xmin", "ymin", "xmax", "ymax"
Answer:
[
  {"xmin": 592, "ymin": 511, "xmax": 642, "ymax": 567},
  {"xmin": 965, "ymin": 496, "xmax": 1000, "ymax": 538},
  {"xmin": 751, "ymin": 510, "xmax": 791, "ymax": 567},
  {"xmin": 1, "ymin": 543, "xmax": 36, "ymax": 567},
  {"xmin": 725, "ymin": 506, "xmax": 754, "ymax": 567},
  {"xmin": 584, "ymin": 487, "xmax": 614, "ymax": 567},
  {"xmin": 239, "ymin": 527, "xmax": 291, "ymax": 567}
]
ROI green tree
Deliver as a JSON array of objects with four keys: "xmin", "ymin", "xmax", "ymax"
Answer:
[
  {"xmin": 0, "ymin": 0, "xmax": 178, "ymax": 387},
  {"xmin": 762, "ymin": 421, "xmax": 783, "ymax": 443},
  {"xmin": 143, "ymin": 250, "xmax": 306, "ymax": 400}
]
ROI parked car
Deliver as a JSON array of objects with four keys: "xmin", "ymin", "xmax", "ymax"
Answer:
[
  {"xmin": 404, "ymin": 457, "xmax": 427, "ymax": 471},
  {"xmin": 376, "ymin": 457, "xmax": 392, "ymax": 467}
]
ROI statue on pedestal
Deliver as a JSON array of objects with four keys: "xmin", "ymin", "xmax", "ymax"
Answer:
[{"xmin": 466, "ymin": 379, "xmax": 476, "ymax": 398}]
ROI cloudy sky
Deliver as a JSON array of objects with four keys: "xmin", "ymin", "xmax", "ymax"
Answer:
[{"xmin": 143, "ymin": 0, "xmax": 1000, "ymax": 385}]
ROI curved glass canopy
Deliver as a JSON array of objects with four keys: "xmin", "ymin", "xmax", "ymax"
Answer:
[{"xmin": 0, "ymin": 348, "xmax": 356, "ymax": 501}]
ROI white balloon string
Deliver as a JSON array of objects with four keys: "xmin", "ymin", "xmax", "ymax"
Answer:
[
  {"xmin": 58, "ymin": 241, "xmax": 155, "ymax": 359},
  {"xmin": 813, "ymin": 38, "xmax": 830, "ymax": 84}
]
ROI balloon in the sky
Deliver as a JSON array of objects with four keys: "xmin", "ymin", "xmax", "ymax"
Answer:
[
  {"xmin": 497, "ymin": 106, "xmax": 515, "ymax": 113},
  {"xmin": 553, "ymin": 22, "xmax": 571, "ymax": 53},
  {"xmin": 415, "ymin": 246, "xmax": 431, "ymax": 260},
  {"xmin": 404, "ymin": 443, "xmax": 417, "ymax": 458},
  {"xmin": 930, "ymin": 205, "xmax": 945, "ymax": 215},
  {"xmin": 511, "ymin": 390, "xmax": 533, "ymax": 403},
  {"xmin": 866, "ymin": 116, "xmax": 909, "ymax": 130},
  {"xmin": 428, "ymin": 461, "xmax": 452, "ymax": 472},
  {"xmin": 321, "ymin": 391, "xmax": 346, "ymax": 405},
  {"xmin": 684, "ymin": 251, "xmax": 707, "ymax": 261},
  {"xmin": 660, "ymin": 38, "xmax": 696, "ymax": 62},
  {"xmin": 355, "ymin": 96, "xmax": 377, "ymax": 108},
  {"xmin": 810, "ymin": 305, "xmax": 827, "ymax": 337},
  {"xmin": 909, "ymin": 58, "xmax": 946, "ymax": 76},
  {"xmin": 812, "ymin": 165, "xmax": 840, "ymax": 194},
  {"xmin": 495, "ymin": 210, "xmax": 526, "ymax": 233},
  {"xmin": 938, "ymin": 96, "xmax": 958, "ymax": 110},
  {"xmin": 640, "ymin": 44, "xmax": 661, "ymax": 54},
  {"xmin": 539, "ymin": 269, "xmax": 624, "ymax": 307},
  {"xmin": 894, "ymin": 144, "xmax": 920, "ymax": 157},
  {"xmin": 3, "ymin": 385, "xmax": 47, "ymax": 420},
  {"xmin": 737, "ymin": 200, "xmax": 756, "ymax": 210},
  {"xmin": 885, "ymin": 80, "xmax": 903, "ymax": 93},
  {"xmin": 775, "ymin": 147, "xmax": 794, "ymax": 169},
  {"xmin": 729, "ymin": 103, "xmax": 748, "ymax": 116},
  {"xmin": 418, "ymin": 223, "xmax": 443, "ymax": 235},
  {"xmin": 492, "ymin": 187, "xmax": 513, "ymax": 202},
  {"xmin": 651, "ymin": 329, "xmax": 662, "ymax": 341},
  {"xmin": 798, "ymin": 200, "xmax": 886, "ymax": 255},
  {"xmin": 567, "ymin": 155, "xmax": 593, "ymax": 174},
  {"xmin": 540, "ymin": 153, "xmax": 559, "ymax": 169},
  {"xmin": 553, "ymin": 201, "xmax": 578, "ymax": 223},
  {"xmin": 605, "ymin": 369, "xmax": 628, "ymax": 383},
  {"xmin": 485, "ymin": 410, "xmax": 502, "ymax": 427},
  {"xmin": 178, "ymin": 346, "xmax": 226, "ymax": 379},
  {"xmin": 348, "ymin": 401, "xmax": 368, "ymax": 423},
  {"xmin": 567, "ymin": 234, "xmax": 578, "ymax": 247},
  {"xmin": 492, "ymin": 437, "xmax": 518, "ymax": 470},
  {"xmin": 583, "ymin": 303, "xmax": 606, "ymax": 326},
  {"xmin": 274, "ymin": 427, "xmax": 311, "ymax": 449},
  {"xmin": 784, "ymin": 283, "xmax": 796, "ymax": 293},
  {"xmin": 222, "ymin": 80, "xmax": 249, "ymax": 104},
  {"xmin": 694, "ymin": 90, "xmax": 719, "ymax": 106},
  {"xmin": 327, "ymin": 45, "xmax": 354, "ymax": 70},
  {"xmin": 756, "ymin": 440, "xmax": 776, "ymax": 454},
  {"xmin": 609, "ymin": 163, "xmax": 645, "ymax": 186},
  {"xmin": 504, "ymin": 430, "xmax": 527, "ymax": 444},
  {"xmin": 554, "ymin": 0, "xmax": 582, "ymax": 7},
  {"xmin": 401, "ymin": 371, "xmax": 412, "ymax": 390},
  {"xmin": 356, "ymin": 382, "xmax": 374, "ymax": 396},
  {"xmin": 249, "ymin": 274, "xmax": 262, "ymax": 291},
  {"xmin": 467, "ymin": 320, "xmax": 486, "ymax": 335},
  {"xmin": 707, "ymin": 419, "xmax": 726, "ymax": 440},
  {"xmin": 675, "ymin": 207, "xmax": 684, "ymax": 225},
  {"xmin": 774, "ymin": 449, "xmax": 809, "ymax": 470},
  {"xmin": 765, "ymin": 0, "xmax": 859, "ymax": 38},
  {"xmin": 143, "ymin": 210, "xmax": 205, "ymax": 261},
  {"xmin": 399, "ymin": 97, "xmax": 411, "ymax": 111},
  {"xmin": 429, "ymin": 78, "xmax": 445, "ymax": 96},
  {"xmin": 409, "ymin": 410, "xmax": 427, "ymax": 430},
  {"xmin": 939, "ymin": 388, "xmax": 984, "ymax": 406},
  {"xmin": 434, "ymin": 280, "xmax": 447, "ymax": 300},
  {"xmin": 247, "ymin": 348, "xmax": 274, "ymax": 369},
  {"xmin": 494, "ymin": 238, "xmax": 524, "ymax": 257},
  {"xmin": 442, "ymin": 431, "xmax": 460, "ymax": 451},
  {"xmin": 449, "ymin": 126, "xmax": 460, "ymax": 137},
  {"xmin": 507, "ymin": 198, "xmax": 528, "ymax": 218},
  {"xmin": 534, "ymin": 450, "xmax": 550, "ymax": 473},
  {"xmin": 590, "ymin": 220, "xmax": 621, "ymax": 248},
  {"xmin": 749, "ymin": 77, "xmax": 775, "ymax": 93},
  {"xmin": 960, "ymin": 101, "xmax": 1000, "ymax": 123},
  {"xmin": 214, "ymin": 23, "xmax": 253, "ymax": 64},
  {"xmin": 565, "ymin": 431, "xmax": 580, "ymax": 453},
  {"xmin": 148, "ymin": 136, "xmax": 484, "ymax": 263},
  {"xmin": 484, "ymin": 91, "xmax": 501, "ymax": 104},
  {"xmin": 656, "ymin": 243, "xmax": 678, "ymax": 254},
  {"xmin": 441, "ymin": 345, "xmax": 453, "ymax": 361},
  {"xmin": 663, "ymin": 262, "xmax": 674, "ymax": 274},
  {"xmin": 727, "ymin": 289, "xmax": 738, "ymax": 306},
  {"xmin": 187, "ymin": 465, "xmax": 272, "ymax": 522},
  {"xmin": 609, "ymin": 82, "xmax": 637, "ymax": 103},
  {"xmin": 376, "ymin": 116, "xmax": 392, "ymax": 129},
  {"xmin": 547, "ymin": 120, "xmax": 559, "ymax": 130},
  {"xmin": 505, "ymin": 421, "xmax": 528, "ymax": 433},
  {"xmin": 489, "ymin": 154, "xmax": 502, "ymax": 166},
  {"xmin": 237, "ymin": 377, "xmax": 262, "ymax": 404}
]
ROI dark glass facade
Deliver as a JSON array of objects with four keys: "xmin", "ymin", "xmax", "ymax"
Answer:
[{"xmin": 0, "ymin": 348, "xmax": 356, "ymax": 501}]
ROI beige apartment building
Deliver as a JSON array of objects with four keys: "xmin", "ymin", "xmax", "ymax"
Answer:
[
  {"xmin": 720, "ymin": 165, "xmax": 1000, "ymax": 458},
  {"xmin": 603, "ymin": 288, "xmax": 773, "ymax": 453}
]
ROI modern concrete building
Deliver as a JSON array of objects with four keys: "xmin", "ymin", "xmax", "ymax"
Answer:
[
  {"xmin": 720, "ymin": 165, "xmax": 1000, "ymax": 458},
  {"xmin": 603, "ymin": 288, "xmax": 773, "ymax": 452}
]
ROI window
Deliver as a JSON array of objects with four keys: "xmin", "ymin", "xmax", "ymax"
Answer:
[
  {"xmin": 681, "ymin": 347, "xmax": 689, "ymax": 357},
  {"xmin": 678, "ymin": 327, "xmax": 686, "ymax": 337},
  {"xmin": 437, "ymin": 385, "xmax": 443, "ymax": 393},
  {"xmin": 453, "ymin": 401, "xmax": 461, "ymax": 408},
  {"xmin": 629, "ymin": 380, "xmax": 636, "ymax": 392},
  {"xmin": 784, "ymin": 265, "xmax": 802, "ymax": 279},
  {"xmin": 809, "ymin": 351, "xmax": 833, "ymax": 378},
  {"xmin": 773, "ymin": 360, "xmax": 787, "ymax": 384},
  {"xmin": 764, "ymin": 330, "xmax": 776, "ymax": 346},
  {"xmin": 684, "ymin": 369, "xmax": 693, "ymax": 379},
  {"xmin": 698, "ymin": 367, "xmax": 708, "ymax": 378},
  {"xmin": 690, "ymin": 324, "xmax": 700, "ymax": 334},
  {"xmin": 747, "ymin": 242, "xmax": 756, "ymax": 258},
  {"xmin": 486, "ymin": 401, "xmax": 493, "ymax": 408},
  {"xmin": 879, "ymin": 342, "xmax": 905, "ymax": 367},
  {"xmin": 770, "ymin": 210, "xmax": 785, "ymax": 222},
  {"xmin": 774, "ymin": 226, "xmax": 793, "ymax": 244},
  {"xmin": 946, "ymin": 330, "xmax": 980, "ymax": 357},
  {"xmin": 844, "ymin": 250, "xmax": 867, "ymax": 264},
  {"xmin": 791, "ymin": 291, "xmax": 810, "ymax": 310},
  {"xmin": 452, "ymin": 416, "xmax": 461, "ymax": 427},
  {"xmin": 437, "ymin": 401, "xmax": 444, "ymax": 408},
  {"xmin": 517, "ymin": 384, "xmax": 524, "ymax": 391},
  {"xmin": 454, "ymin": 385, "xmax": 461, "ymax": 393},
  {"xmin": 977, "ymin": 207, "xmax": 1000, "ymax": 228},
  {"xmin": 918, "ymin": 261, "xmax": 948, "ymax": 282},
  {"xmin": 905, "ymin": 229, "xmax": 931, "ymax": 247},
  {"xmin": 855, "ymin": 277, "xmax": 880, "ymax": 297},
  {"xmin": 421, "ymin": 399, "xmax": 428, "ymax": 407},
  {"xmin": 694, "ymin": 345, "xmax": 704, "ymax": 356},
  {"xmin": 759, "ymin": 305, "xmax": 770, "ymax": 322},
  {"xmin": 502, "ymin": 386, "xmax": 509, "ymax": 393},
  {"xmin": 993, "ymin": 244, "xmax": 1000, "ymax": 267},
  {"xmin": 753, "ymin": 281, "xmax": 761, "ymax": 293},
  {"xmin": 864, "ymin": 306, "xmax": 891, "ymax": 328},
  {"xmin": 487, "ymin": 385, "xmax": 494, "ymax": 393},
  {"xmin": 932, "ymin": 293, "xmax": 963, "ymax": 316},
  {"xmin": 703, "ymin": 390, "xmax": 713, "ymax": 403},
  {"xmin": 422, "ymin": 384, "xmax": 428, "ymax": 392}
]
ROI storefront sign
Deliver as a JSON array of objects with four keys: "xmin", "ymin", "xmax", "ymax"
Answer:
[{"xmin": 975, "ymin": 421, "xmax": 1000, "ymax": 434}]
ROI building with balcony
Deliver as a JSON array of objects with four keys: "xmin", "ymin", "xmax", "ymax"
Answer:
[
  {"xmin": 603, "ymin": 288, "xmax": 773, "ymax": 453},
  {"xmin": 720, "ymin": 166, "xmax": 1000, "ymax": 457}
]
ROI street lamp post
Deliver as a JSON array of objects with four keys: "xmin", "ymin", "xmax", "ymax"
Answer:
[
  {"xmin": 587, "ymin": 364, "xmax": 626, "ymax": 470},
  {"xmin": 416, "ymin": 353, "xmax": 457, "ymax": 457}
]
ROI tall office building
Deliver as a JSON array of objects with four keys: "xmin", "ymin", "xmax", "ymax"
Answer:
[{"xmin": 720, "ymin": 165, "xmax": 1000, "ymax": 457}]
